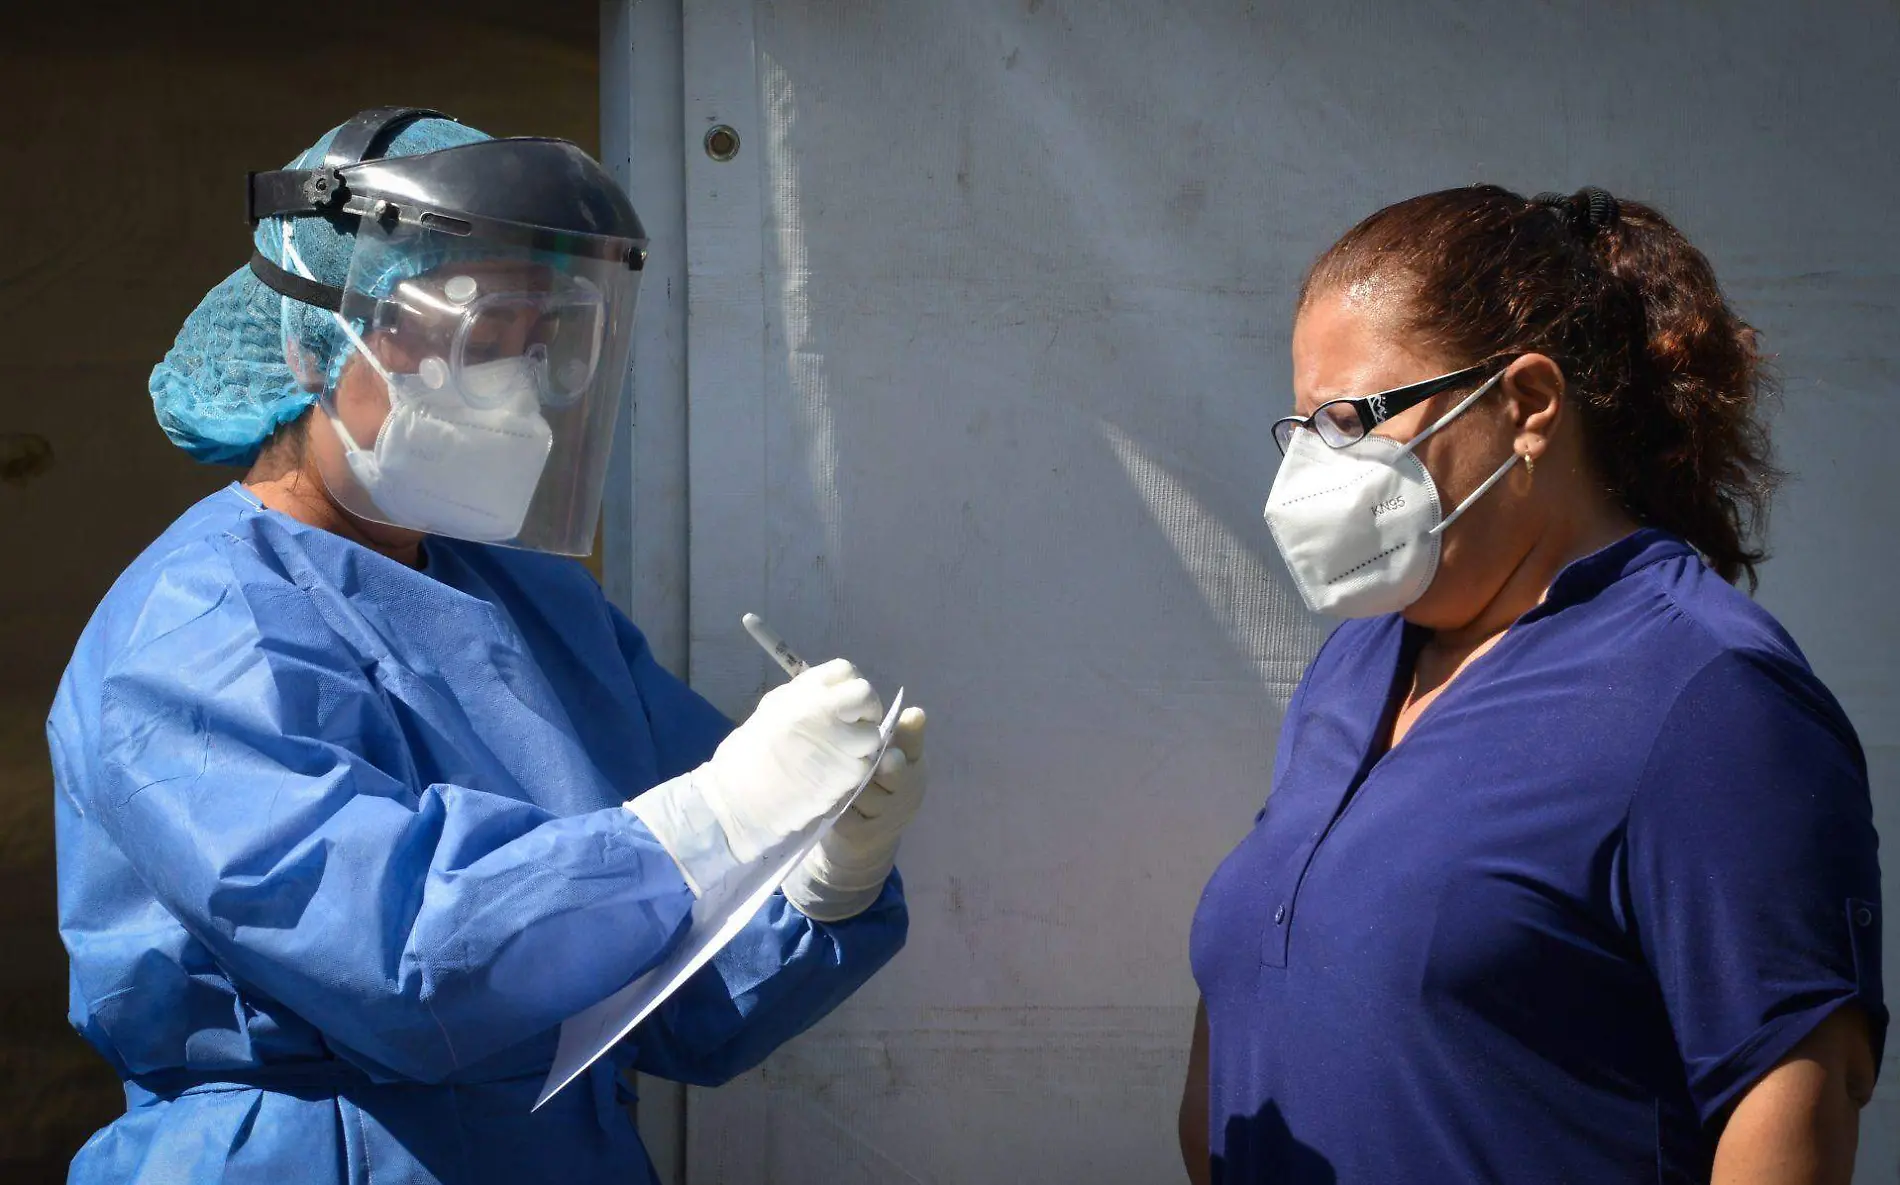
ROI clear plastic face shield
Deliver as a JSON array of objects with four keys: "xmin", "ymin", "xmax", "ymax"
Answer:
[{"xmin": 281, "ymin": 213, "xmax": 640, "ymax": 555}]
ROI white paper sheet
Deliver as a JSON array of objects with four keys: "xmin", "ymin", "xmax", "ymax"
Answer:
[{"xmin": 535, "ymin": 689, "xmax": 905, "ymax": 1110}]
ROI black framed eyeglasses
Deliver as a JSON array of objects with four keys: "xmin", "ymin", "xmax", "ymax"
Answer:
[{"xmin": 1271, "ymin": 361, "xmax": 1496, "ymax": 455}]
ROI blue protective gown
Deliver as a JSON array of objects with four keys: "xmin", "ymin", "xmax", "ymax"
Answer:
[{"xmin": 50, "ymin": 485, "xmax": 907, "ymax": 1184}]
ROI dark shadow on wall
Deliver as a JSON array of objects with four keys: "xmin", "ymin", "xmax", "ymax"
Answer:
[{"xmin": 0, "ymin": 4, "xmax": 597, "ymax": 1179}]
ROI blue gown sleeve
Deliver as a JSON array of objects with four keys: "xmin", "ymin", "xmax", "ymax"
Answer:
[
  {"xmin": 607, "ymin": 608, "xmax": 910, "ymax": 1086},
  {"xmin": 630, "ymin": 880, "xmax": 908, "ymax": 1086},
  {"xmin": 606, "ymin": 608, "xmax": 740, "ymax": 782},
  {"xmin": 89, "ymin": 544, "xmax": 700, "ymax": 1085},
  {"xmin": 1623, "ymin": 650, "xmax": 1885, "ymax": 1122}
]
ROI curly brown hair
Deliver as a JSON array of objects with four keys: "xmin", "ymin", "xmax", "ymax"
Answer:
[{"xmin": 1301, "ymin": 185, "xmax": 1780, "ymax": 588}]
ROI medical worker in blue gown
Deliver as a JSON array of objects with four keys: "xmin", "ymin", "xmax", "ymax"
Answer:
[{"xmin": 51, "ymin": 107, "xmax": 928, "ymax": 1185}]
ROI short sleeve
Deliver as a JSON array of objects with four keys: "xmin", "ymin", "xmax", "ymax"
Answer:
[{"xmin": 1624, "ymin": 650, "xmax": 1885, "ymax": 1121}]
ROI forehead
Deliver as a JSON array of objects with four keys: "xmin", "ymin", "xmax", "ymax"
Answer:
[{"xmin": 1289, "ymin": 282, "xmax": 1441, "ymax": 413}]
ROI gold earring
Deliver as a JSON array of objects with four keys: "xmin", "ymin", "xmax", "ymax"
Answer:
[{"xmin": 1523, "ymin": 451, "xmax": 1536, "ymax": 477}]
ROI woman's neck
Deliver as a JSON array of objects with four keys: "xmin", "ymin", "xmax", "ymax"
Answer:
[
  {"xmin": 243, "ymin": 465, "xmax": 426, "ymax": 569},
  {"xmin": 1429, "ymin": 502, "xmax": 1639, "ymax": 659}
]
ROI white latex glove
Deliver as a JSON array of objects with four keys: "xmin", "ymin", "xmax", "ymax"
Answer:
[
  {"xmin": 628, "ymin": 659, "xmax": 884, "ymax": 895},
  {"xmin": 782, "ymin": 705, "xmax": 927, "ymax": 922}
]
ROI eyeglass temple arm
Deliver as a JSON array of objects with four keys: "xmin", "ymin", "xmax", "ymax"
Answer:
[{"xmin": 1360, "ymin": 362, "xmax": 1494, "ymax": 428}]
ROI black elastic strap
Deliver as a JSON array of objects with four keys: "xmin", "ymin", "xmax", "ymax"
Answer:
[
  {"xmin": 249, "ymin": 250, "xmax": 344, "ymax": 312},
  {"xmin": 325, "ymin": 106, "xmax": 448, "ymax": 169}
]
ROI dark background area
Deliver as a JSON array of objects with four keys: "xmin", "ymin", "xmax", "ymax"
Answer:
[{"xmin": 0, "ymin": 4, "xmax": 599, "ymax": 1178}]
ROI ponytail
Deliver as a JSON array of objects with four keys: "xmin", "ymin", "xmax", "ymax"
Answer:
[{"xmin": 1585, "ymin": 199, "xmax": 1777, "ymax": 587}]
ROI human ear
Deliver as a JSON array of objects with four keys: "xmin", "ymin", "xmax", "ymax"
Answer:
[{"xmin": 1502, "ymin": 353, "xmax": 1565, "ymax": 466}]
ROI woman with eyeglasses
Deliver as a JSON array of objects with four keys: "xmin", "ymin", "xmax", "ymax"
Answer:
[{"xmin": 1180, "ymin": 187, "xmax": 1883, "ymax": 1184}]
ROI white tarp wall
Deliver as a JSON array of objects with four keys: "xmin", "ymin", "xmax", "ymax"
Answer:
[{"xmin": 600, "ymin": 2, "xmax": 1900, "ymax": 1180}]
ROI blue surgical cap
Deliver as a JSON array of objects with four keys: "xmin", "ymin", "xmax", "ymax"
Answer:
[{"xmin": 150, "ymin": 117, "xmax": 491, "ymax": 465}]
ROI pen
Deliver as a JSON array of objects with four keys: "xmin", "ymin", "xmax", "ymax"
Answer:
[{"xmin": 742, "ymin": 612, "xmax": 809, "ymax": 678}]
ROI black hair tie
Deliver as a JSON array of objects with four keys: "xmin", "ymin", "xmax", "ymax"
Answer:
[{"xmin": 1531, "ymin": 187, "xmax": 1620, "ymax": 238}]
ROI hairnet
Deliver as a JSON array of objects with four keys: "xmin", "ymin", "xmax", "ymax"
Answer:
[{"xmin": 149, "ymin": 117, "xmax": 492, "ymax": 465}]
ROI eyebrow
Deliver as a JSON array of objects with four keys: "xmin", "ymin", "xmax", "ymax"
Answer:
[{"xmin": 1297, "ymin": 376, "xmax": 1368, "ymax": 409}]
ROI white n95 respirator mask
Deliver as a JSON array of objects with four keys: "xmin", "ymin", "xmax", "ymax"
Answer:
[
  {"xmin": 1263, "ymin": 371, "xmax": 1519, "ymax": 618},
  {"xmin": 339, "ymin": 358, "xmax": 555, "ymax": 544}
]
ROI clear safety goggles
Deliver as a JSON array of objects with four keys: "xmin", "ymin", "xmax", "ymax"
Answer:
[{"xmin": 369, "ymin": 265, "xmax": 608, "ymax": 408}]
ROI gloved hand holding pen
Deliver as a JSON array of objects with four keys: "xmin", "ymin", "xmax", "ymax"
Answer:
[
  {"xmin": 741, "ymin": 613, "xmax": 931, "ymax": 922},
  {"xmin": 627, "ymin": 656, "xmax": 885, "ymax": 895}
]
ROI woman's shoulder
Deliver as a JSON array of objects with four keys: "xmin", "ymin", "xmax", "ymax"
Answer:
[
  {"xmin": 85, "ymin": 485, "xmax": 370, "ymax": 660},
  {"xmin": 1642, "ymin": 547, "xmax": 1802, "ymax": 653},
  {"xmin": 1622, "ymin": 554, "xmax": 1860, "ymax": 762},
  {"xmin": 86, "ymin": 488, "xmax": 268, "ymax": 633},
  {"xmin": 1622, "ymin": 549, "xmax": 1837, "ymax": 708},
  {"xmin": 58, "ymin": 488, "xmax": 284, "ymax": 714}
]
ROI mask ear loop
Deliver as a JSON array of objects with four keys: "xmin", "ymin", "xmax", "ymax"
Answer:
[
  {"xmin": 1429, "ymin": 450, "xmax": 1522, "ymax": 537},
  {"xmin": 279, "ymin": 220, "xmax": 395, "ymax": 458},
  {"xmin": 1397, "ymin": 369, "xmax": 1521, "ymax": 538}
]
